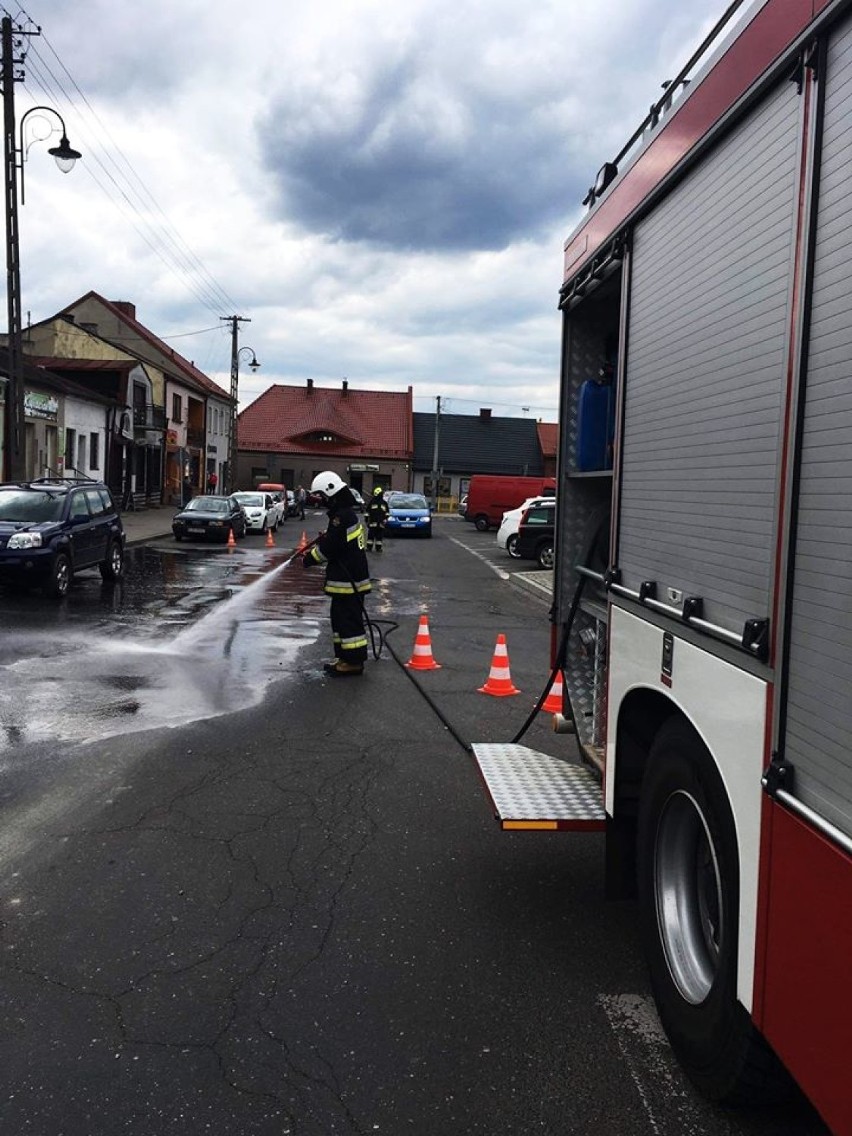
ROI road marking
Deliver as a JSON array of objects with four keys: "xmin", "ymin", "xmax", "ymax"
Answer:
[
  {"xmin": 448, "ymin": 536, "xmax": 511, "ymax": 580},
  {"xmin": 598, "ymin": 993, "xmax": 706, "ymax": 1135}
]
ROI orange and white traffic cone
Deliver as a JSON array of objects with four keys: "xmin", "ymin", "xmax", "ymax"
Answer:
[
  {"xmin": 227, "ymin": 527, "xmax": 237, "ymax": 549},
  {"xmin": 266, "ymin": 527, "xmax": 275, "ymax": 547},
  {"xmin": 405, "ymin": 614, "xmax": 441, "ymax": 670},
  {"xmin": 540, "ymin": 670, "xmax": 565, "ymax": 714},
  {"xmin": 478, "ymin": 633, "xmax": 520, "ymax": 697}
]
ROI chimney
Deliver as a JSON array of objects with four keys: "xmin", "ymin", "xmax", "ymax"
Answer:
[
  {"xmin": 307, "ymin": 378, "xmax": 314, "ymax": 392},
  {"xmin": 342, "ymin": 379, "xmax": 348, "ymax": 394},
  {"xmin": 480, "ymin": 408, "xmax": 492, "ymax": 421},
  {"xmin": 112, "ymin": 301, "xmax": 137, "ymax": 320}
]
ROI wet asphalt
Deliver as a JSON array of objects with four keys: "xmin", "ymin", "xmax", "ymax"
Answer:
[{"xmin": 0, "ymin": 517, "xmax": 829, "ymax": 1135}]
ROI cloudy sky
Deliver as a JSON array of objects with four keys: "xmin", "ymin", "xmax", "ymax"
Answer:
[{"xmin": 8, "ymin": 0, "xmax": 716, "ymax": 420}]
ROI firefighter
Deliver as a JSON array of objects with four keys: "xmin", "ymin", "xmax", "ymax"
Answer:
[
  {"xmin": 365, "ymin": 485, "xmax": 390, "ymax": 552},
  {"xmin": 303, "ymin": 471, "xmax": 371, "ymax": 676}
]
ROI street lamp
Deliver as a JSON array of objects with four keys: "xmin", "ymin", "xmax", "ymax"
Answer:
[
  {"xmin": 221, "ymin": 314, "xmax": 260, "ymax": 492},
  {"xmin": 19, "ymin": 106, "xmax": 81, "ymax": 202},
  {"xmin": 2, "ymin": 16, "xmax": 82, "ymax": 481}
]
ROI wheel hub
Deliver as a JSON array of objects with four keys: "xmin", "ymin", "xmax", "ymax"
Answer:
[{"xmin": 654, "ymin": 789, "xmax": 723, "ymax": 1005}]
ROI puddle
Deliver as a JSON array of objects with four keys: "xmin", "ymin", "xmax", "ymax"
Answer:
[{"xmin": 0, "ymin": 551, "xmax": 326, "ymax": 754}]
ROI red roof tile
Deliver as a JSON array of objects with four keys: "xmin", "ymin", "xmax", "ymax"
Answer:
[{"xmin": 238, "ymin": 383, "xmax": 413, "ymax": 459}]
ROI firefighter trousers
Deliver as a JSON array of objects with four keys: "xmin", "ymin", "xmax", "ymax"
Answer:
[
  {"xmin": 366, "ymin": 523, "xmax": 385, "ymax": 550},
  {"xmin": 330, "ymin": 593, "xmax": 368, "ymax": 663}
]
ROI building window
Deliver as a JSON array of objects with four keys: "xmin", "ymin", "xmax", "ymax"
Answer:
[
  {"xmin": 172, "ymin": 393, "xmax": 182, "ymax": 423},
  {"xmin": 90, "ymin": 433, "xmax": 100, "ymax": 470},
  {"xmin": 65, "ymin": 428, "xmax": 76, "ymax": 471}
]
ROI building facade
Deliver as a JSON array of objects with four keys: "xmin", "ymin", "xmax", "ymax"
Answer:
[{"xmin": 237, "ymin": 380, "xmax": 414, "ymax": 497}]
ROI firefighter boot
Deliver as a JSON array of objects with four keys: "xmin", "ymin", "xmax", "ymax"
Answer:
[{"xmin": 323, "ymin": 660, "xmax": 364, "ymax": 677}]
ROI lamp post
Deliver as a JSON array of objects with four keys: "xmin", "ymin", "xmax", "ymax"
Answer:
[
  {"xmin": 221, "ymin": 314, "xmax": 259, "ymax": 492},
  {"xmin": 2, "ymin": 15, "xmax": 81, "ymax": 481}
]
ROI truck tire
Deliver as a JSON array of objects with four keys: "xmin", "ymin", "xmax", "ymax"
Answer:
[
  {"xmin": 474, "ymin": 515, "xmax": 489, "ymax": 532},
  {"xmin": 637, "ymin": 718, "xmax": 787, "ymax": 1103},
  {"xmin": 44, "ymin": 551, "xmax": 71, "ymax": 599}
]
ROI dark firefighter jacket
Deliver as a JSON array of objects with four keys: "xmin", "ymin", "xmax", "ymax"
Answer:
[
  {"xmin": 304, "ymin": 487, "xmax": 371, "ymax": 596},
  {"xmin": 366, "ymin": 496, "xmax": 390, "ymax": 526}
]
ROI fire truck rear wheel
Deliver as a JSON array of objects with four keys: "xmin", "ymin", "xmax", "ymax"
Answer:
[{"xmin": 637, "ymin": 717, "xmax": 786, "ymax": 1104}]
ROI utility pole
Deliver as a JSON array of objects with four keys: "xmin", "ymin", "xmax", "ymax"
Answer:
[
  {"xmin": 2, "ymin": 16, "xmax": 80, "ymax": 481},
  {"xmin": 430, "ymin": 395, "xmax": 441, "ymax": 510},
  {"xmin": 3, "ymin": 16, "xmax": 25, "ymax": 480},
  {"xmin": 221, "ymin": 314, "xmax": 250, "ymax": 493}
]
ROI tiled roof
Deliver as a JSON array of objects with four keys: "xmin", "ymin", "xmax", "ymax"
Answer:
[
  {"xmin": 412, "ymin": 411, "xmax": 547, "ymax": 475},
  {"xmin": 60, "ymin": 291, "xmax": 231, "ymax": 401},
  {"xmin": 29, "ymin": 356, "xmax": 135, "ymax": 374},
  {"xmin": 0, "ymin": 349, "xmax": 115, "ymax": 404},
  {"xmin": 238, "ymin": 383, "xmax": 413, "ymax": 459}
]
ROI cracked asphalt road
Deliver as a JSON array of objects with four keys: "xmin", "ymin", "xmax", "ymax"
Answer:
[{"xmin": 0, "ymin": 522, "xmax": 828, "ymax": 1135}]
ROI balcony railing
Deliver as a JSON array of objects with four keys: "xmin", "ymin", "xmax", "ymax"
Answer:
[{"xmin": 133, "ymin": 404, "xmax": 167, "ymax": 430}]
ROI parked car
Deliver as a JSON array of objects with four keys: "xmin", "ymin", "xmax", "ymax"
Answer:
[
  {"xmin": 172, "ymin": 495, "xmax": 247, "ymax": 544},
  {"xmin": 515, "ymin": 499, "xmax": 556, "ymax": 568},
  {"xmin": 385, "ymin": 492, "xmax": 432, "ymax": 537},
  {"xmin": 256, "ymin": 483, "xmax": 288, "ymax": 527},
  {"xmin": 0, "ymin": 477, "xmax": 125, "ymax": 599},
  {"xmin": 232, "ymin": 491, "xmax": 278, "ymax": 533},
  {"xmin": 464, "ymin": 474, "xmax": 556, "ymax": 531},
  {"xmin": 350, "ymin": 487, "xmax": 366, "ymax": 510},
  {"xmin": 458, "ymin": 493, "xmax": 468, "ymax": 517},
  {"xmin": 497, "ymin": 496, "xmax": 557, "ymax": 559}
]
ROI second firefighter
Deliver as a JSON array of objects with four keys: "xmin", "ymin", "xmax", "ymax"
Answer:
[{"xmin": 366, "ymin": 486, "xmax": 390, "ymax": 552}]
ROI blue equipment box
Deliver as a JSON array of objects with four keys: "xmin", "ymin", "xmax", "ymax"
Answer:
[{"xmin": 576, "ymin": 380, "xmax": 614, "ymax": 471}]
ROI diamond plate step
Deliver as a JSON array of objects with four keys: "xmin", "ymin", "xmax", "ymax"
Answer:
[{"xmin": 471, "ymin": 743, "xmax": 606, "ymax": 831}]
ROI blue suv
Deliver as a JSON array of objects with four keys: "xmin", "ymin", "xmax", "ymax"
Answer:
[{"xmin": 0, "ymin": 478, "xmax": 126, "ymax": 598}]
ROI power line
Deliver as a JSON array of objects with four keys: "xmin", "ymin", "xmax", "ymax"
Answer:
[{"xmin": 1, "ymin": 5, "xmax": 244, "ymax": 319}]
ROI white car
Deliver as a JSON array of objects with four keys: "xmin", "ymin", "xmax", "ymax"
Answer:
[
  {"xmin": 266, "ymin": 492, "xmax": 288, "ymax": 527},
  {"xmin": 233, "ymin": 491, "xmax": 278, "ymax": 533},
  {"xmin": 497, "ymin": 496, "xmax": 556, "ymax": 558}
]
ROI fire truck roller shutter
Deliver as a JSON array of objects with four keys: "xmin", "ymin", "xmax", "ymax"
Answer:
[
  {"xmin": 617, "ymin": 76, "xmax": 802, "ymax": 634},
  {"xmin": 783, "ymin": 16, "xmax": 852, "ymax": 844}
]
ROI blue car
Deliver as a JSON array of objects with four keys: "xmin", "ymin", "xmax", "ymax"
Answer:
[{"xmin": 385, "ymin": 493, "xmax": 432, "ymax": 538}]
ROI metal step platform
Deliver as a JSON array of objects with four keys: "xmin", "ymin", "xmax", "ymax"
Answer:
[{"xmin": 471, "ymin": 743, "xmax": 606, "ymax": 831}]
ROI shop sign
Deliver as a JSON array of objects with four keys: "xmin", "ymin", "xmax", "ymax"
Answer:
[{"xmin": 24, "ymin": 390, "xmax": 59, "ymax": 421}]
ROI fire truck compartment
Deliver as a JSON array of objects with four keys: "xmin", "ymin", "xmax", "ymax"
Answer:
[{"xmin": 471, "ymin": 743, "xmax": 606, "ymax": 831}]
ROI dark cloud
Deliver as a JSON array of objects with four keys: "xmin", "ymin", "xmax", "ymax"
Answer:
[{"xmin": 259, "ymin": 51, "xmax": 588, "ymax": 253}]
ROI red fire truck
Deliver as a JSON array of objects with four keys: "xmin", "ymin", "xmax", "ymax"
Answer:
[{"xmin": 472, "ymin": 1, "xmax": 852, "ymax": 1131}]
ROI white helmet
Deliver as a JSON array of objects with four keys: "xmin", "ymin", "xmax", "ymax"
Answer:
[{"xmin": 311, "ymin": 471, "xmax": 347, "ymax": 498}]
